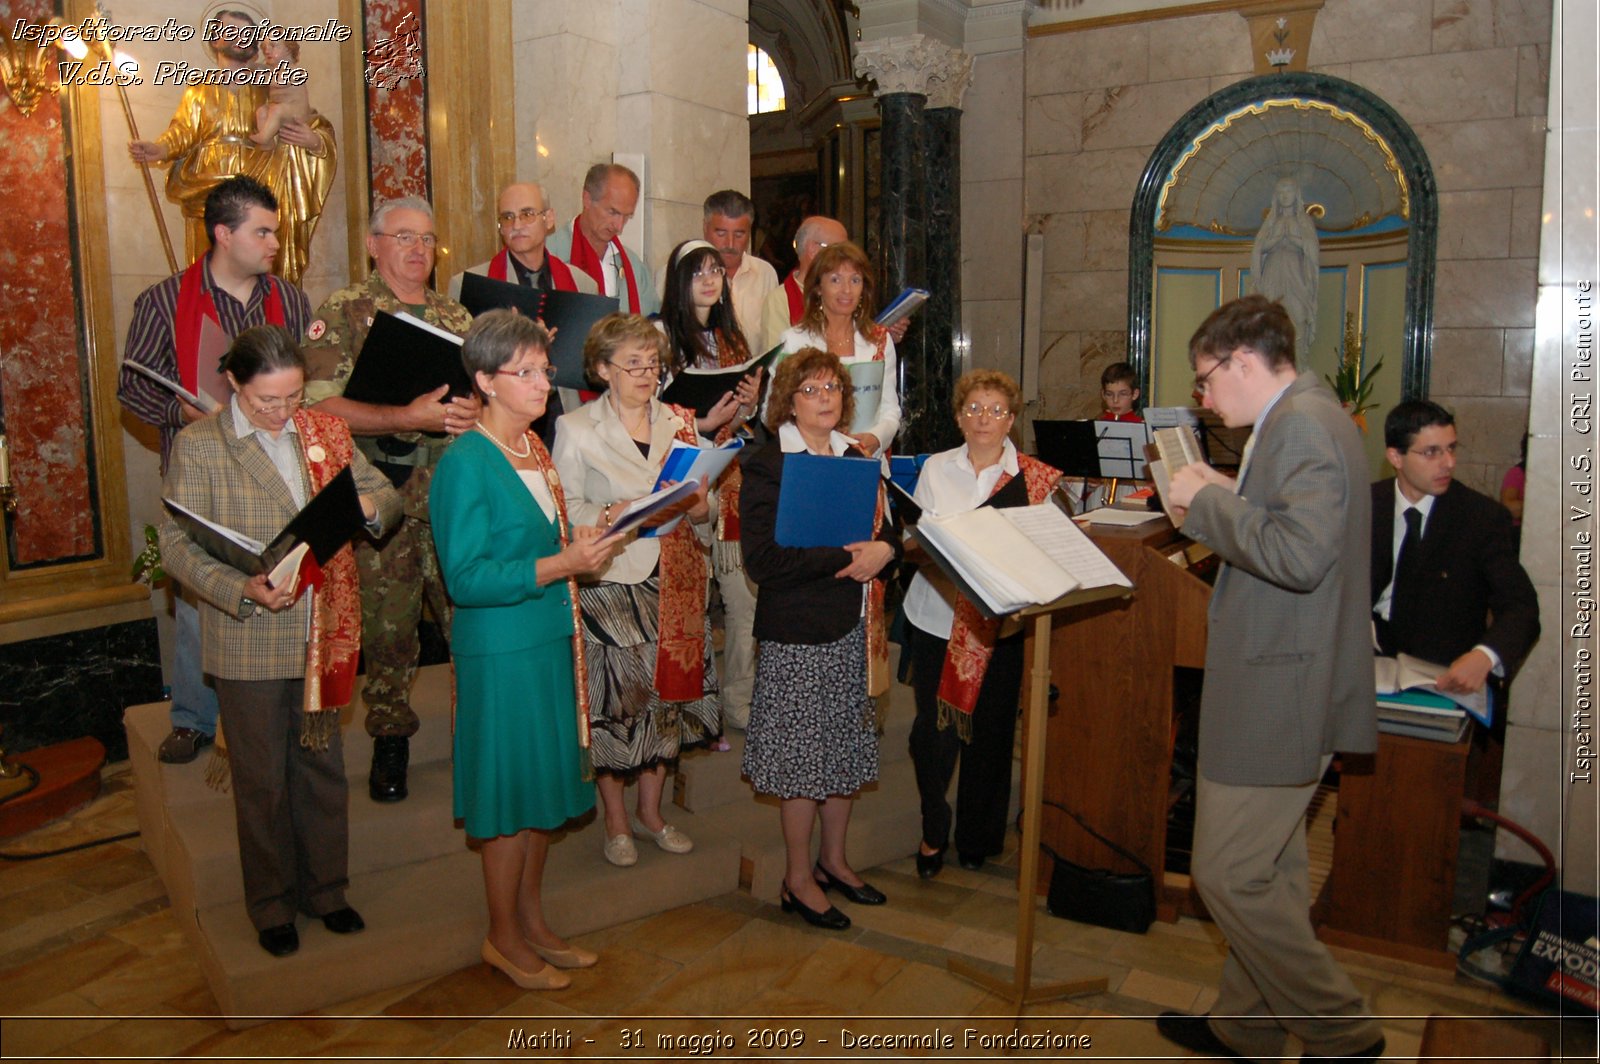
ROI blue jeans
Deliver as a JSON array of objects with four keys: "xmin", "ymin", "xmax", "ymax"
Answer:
[{"xmin": 170, "ymin": 592, "xmax": 219, "ymax": 736}]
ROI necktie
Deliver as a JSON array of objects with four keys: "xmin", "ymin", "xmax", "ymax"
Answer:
[{"xmin": 1389, "ymin": 507, "xmax": 1423, "ymax": 634}]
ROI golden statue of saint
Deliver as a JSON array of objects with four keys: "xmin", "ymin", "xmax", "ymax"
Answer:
[{"xmin": 129, "ymin": 11, "xmax": 335, "ymax": 284}]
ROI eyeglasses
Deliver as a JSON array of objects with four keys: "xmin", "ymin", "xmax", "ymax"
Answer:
[
  {"xmin": 243, "ymin": 390, "xmax": 304, "ymax": 414},
  {"xmin": 495, "ymin": 365, "xmax": 558, "ymax": 382},
  {"xmin": 1101, "ymin": 388, "xmax": 1134, "ymax": 401},
  {"xmin": 606, "ymin": 359, "xmax": 662, "ymax": 379},
  {"xmin": 693, "ymin": 265, "xmax": 726, "ymax": 279},
  {"xmin": 374, "ymin": 231, "xmax": 437, "ymax": 248},
  {"xmin": 795, "ymin": 381, "xmax": 842, "ymax": 398},
  {"xmin": 961, "ymin": 402, "xmax": 1012, "ymax": 421},
  {"xmin": 498, "ymin": 206, "xmax": 551, "ymax": 228},
  {"xmin": 1408, "ymin": 443, "xmax": 1459, "ymax": 460},
  {"xmin": 1192, "ymin": 356, "xmax": 1233, "ymax": 396}
]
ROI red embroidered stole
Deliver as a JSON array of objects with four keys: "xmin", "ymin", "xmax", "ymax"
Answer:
[
  {"xmin": 487, "ymin": 248, "xmax": 581, "ymax": 292},
  {"xmin": 526, "ymin": 433, "xmax": 593, "ymax": 752},
  {"xmin": 565, "ymin": 218, "xmax": 641, "ymax": 313},
  {"xmin": 934, "ymin": 454, "xmax": 1062, "ymax": 738},
  {"xmin": 294, "ymin": 410, "xmax": 363, "ymax": 746},
  {"xmin": 174, "ymin": 258, "xmax": 285, "ymax": 393},
  {"xmin": 783, "ymin": 271, "xmax": 803, "ymax": 325},
  {"xmin": 711, "ymin": 328, "xmax": 750, "ymax": 542},
  {"xmin": 654, "ymin": 403, "xmax": 710, "ymax": 701}
]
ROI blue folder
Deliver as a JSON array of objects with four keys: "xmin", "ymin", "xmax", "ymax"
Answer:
[{"xmin": 776, "ymin": 453, "xmax": 880, "ymax": 548}]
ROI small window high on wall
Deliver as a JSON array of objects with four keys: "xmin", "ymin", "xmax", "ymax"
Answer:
[{"xmin": 748, "ymin": 45, "xmax": 785, "ymax": 115}]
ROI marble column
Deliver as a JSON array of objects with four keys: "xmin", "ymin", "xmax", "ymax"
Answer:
[{"xmin": 856, "ymin": 36, "xmax": 973, "ymax": 454}]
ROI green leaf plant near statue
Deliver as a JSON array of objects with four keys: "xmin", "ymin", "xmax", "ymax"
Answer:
[
  {"xmin": 1326, "ymin": 311, "xmax": 1383, "ymax": 434},
  {"xmin": 131, "ymin": 524, "xmax": 166, "ymax": 586}
]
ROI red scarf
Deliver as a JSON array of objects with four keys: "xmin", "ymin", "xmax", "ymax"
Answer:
[
  {"xmin": 711, "ymin": 328, "xmax": 750, "ymax": 542},
  {"xmin": 487, "ymin": 248, "xmax": 581, "ymax": 292},
  {"xmin": 294, "ymin": 409, "xmax": 364, "ymax": 749},
  {"xmin": 565, "ymin": 218, "xmax": 641, "ymax": 313},
  {"xmin": 935, "ymin": 454, "xmax": 1062, "ymax": 738},
  {"xmin": 654, "ymin": 403, "xmax": 709, "ymax": 701},
  {"xmin": 174, "ymin": 257, "xmax": 284, "ymax": 393},
  {"xmin": 783, "ymin": 271, "xmax": 804, "ymax": 326}
]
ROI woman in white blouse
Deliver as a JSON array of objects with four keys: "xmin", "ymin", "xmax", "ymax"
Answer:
[{"xmin": 777, "ymin": 241, "xmax": 899, "ymax": 457}]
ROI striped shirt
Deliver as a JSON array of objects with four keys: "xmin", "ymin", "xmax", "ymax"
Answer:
[{"xmin": 118, "ymin": 255, "xmax": 311, "ymax": 472}]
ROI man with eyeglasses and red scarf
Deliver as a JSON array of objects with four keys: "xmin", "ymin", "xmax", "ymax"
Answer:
[{"xmin": 119, "ymin": 175, "xmax": 313, "ymax": 766}]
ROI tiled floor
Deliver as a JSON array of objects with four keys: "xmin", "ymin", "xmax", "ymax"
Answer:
[{"xmin": 0, "ymin": 762, "xmax": 1592, "ymax": 1060}]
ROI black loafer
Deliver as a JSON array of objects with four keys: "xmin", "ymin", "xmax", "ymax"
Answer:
[
  {"xmin": 814, "ymin": 863, "xmax": 887, "ymax": 905},
  {"xmin": 916, "ymin": 848, "xmax": 944, "ymax": 879},
  {"xmin": 158, "ymin": 727, "xmax": 213, "ymax": 764},
  {"xmin": 957, "ymin": 852, "xmax": 985, "ymax": 871},
  {"xmin": 369, "ymin": 736, "xmax": 409, "ymax": 802},
  {"xmin": 1155, "ymin": 1012, "xmax": 1241, "ymax": 1059},
  {"xmin": 321, "ymin": 907, "xmax": 365, "ymax": 934},
  {"xmin": 780, "ymin": 882, "xmax": 850, "ymax": 930},
  {"xmin": 1303, "ymin": 1035, "xmax": 1386, "ymax": 1061},
  {"xmin": 258, "ymin": 923, "xmax": 299, "ymax": 957}
]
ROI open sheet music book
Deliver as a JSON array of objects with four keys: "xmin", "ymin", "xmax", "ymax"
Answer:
[
  {"xmin": 1148, "ymin": 425, "xmax": 1213, "ymax": 527},
  {"xmin": 123, "ymin": 360, "xmax": 222, "ymax": 414},
  {"xmin": 1375, "ymin": 653, "xmax": 1492, "ymax": 726},
  {"xmin": 913, "ymin": 501, "xmax": 1131, "ymax": 619}
]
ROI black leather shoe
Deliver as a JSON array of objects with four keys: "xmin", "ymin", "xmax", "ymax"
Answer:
[
  {"xmin": 916, "ymin": 847, "xmax": 944, "ymax": 879},
  {"xmin": 1156, "ymin": 1012, "xmax": 1242, "ymax": 1059},
  {"xmin": 369, "ymin": 736, "xmax": 409, "ymax": 802},
  {"xmin": 957, "ymin": 852, "xmax": 985, "ymax": 871},
  {"xmin": 258, "ymin": 923, "xmax": 299, "ymax": 957},
  {"xmin": 321, "ymin": 907, "xmax": 365, "ymax": 934},
  {"xmin": 1303, "ymin": 1035, "xmax": 1386, "ymax": 1061},
  {"xmin": 158, "ymin": 727, "xmax": 213, "ymax": 764},
  {"xmin": 814, "ymin": 863, "xmax": 887, "ymax": 905},
  {"xmin": 779, "ymin": 882, "xmax": 850, "ymax": 930}
]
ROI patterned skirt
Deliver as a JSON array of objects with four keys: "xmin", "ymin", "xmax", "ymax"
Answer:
[
  {"xmin": 578, "ymin": 576, "xmax": 720, "ymax": 774},
  {"xmin": 742, "ymin": 617, "xmax": 879, "ymax": 800}
]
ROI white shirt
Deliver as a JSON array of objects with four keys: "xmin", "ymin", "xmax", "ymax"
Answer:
[
  {"xmin": 232, "ymin": 395, "xmax": 305, "ymax": 507},
  {"xmin": 516, "ymin": 469, "xmax": 556, "ymax": 523},
  {"xmin": 778, "ymin": 324, "xmax": 901, "ymax": 455},
  {"xmin": 727, "ymin": 254, "xmax": 778, "ymax": 354},
  {"xmin": 600, "ymin": 242, "xmax": 620, "ymax": 300},
  {"xmin": 901, "ymin": 440, "xmax": 1020, "ymax": 639}
]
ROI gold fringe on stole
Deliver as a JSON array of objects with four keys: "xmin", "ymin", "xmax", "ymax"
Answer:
[
  {"xmin": 936, "ymin": 697, "xmax": 975, "ymax": 742},
  {"xmin": 298, "ymin": 586, "xmax": 336, "ymax": 752},
  {"xmin": 203, "ymin": 743, "xmax": 231, "ymax": 792}
]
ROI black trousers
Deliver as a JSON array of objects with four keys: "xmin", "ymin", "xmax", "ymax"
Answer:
[
  {"xmin": 905, "ymin": 621, "xmax": 1023, "ymax": 858},
  {"xmin": 215, "ymin": 678, "xmax": 350, "ymax": 930}
]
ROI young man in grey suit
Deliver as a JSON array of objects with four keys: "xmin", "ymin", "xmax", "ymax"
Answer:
[{"xmin": 1162, "ymin": 295, "xmax": 1385, "ymax": 1061}]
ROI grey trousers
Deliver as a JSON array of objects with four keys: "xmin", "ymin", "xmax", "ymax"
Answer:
[
  {"xmin": 1192, "ymin": 757, "xmax": 1383, "ymax": 1059},
  {"xmin": 215, "ymin": 678, "xmax": 350, "ymax": 931}
]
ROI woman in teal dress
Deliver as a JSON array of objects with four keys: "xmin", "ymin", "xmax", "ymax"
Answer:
[{"xmin": 431, "ymin": 310, "xmax": 623, "ymax": 991}]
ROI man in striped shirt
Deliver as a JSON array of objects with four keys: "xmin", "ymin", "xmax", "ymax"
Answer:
[{"xmin": 118, "ymin": 176, "xmax": 312, "ymax": 763}]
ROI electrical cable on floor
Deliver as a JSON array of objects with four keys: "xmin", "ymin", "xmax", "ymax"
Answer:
[{"xmin": 0, "ymin": 829, "xmax": 142, "ymax": 861}]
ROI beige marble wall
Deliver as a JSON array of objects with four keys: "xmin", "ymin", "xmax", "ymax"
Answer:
[
  {"xmin": 1498, "ymin": 0, "xmax": 1597, "ymax": 888},
  {"xmin": 512, "ymin": 0, "xmax": 751, "ymax": 280},
  {"xmin": 1021, "ymin": 0, "xmax": 1550, "ymax": 490},
  {"xmin": 961, "ymin": 49, "xmax": 1025, "ymax": 381}
]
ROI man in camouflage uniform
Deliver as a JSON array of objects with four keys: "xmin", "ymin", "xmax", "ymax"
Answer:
[{"xmin": 303, "ymin": 197, "xmax": 478, "ymax": 801}]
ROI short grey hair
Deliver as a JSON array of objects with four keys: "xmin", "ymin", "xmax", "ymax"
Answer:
[
  {"xmin": 461, "ymin": 309, "xmax": 552, "ymax": 401},
  {"xmin": 370, "ymin": 196, "xmax": 434, "ymax": 236}
]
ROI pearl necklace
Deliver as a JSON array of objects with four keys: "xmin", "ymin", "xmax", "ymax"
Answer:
[{"xmin": 474, "ymin": 420, "xmax": 532, "ymax": 459}]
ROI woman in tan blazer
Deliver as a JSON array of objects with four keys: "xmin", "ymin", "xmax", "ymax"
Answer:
[
  {"xmin": 551, "ymin": 314, "xmax": 718, "ymax": 869},
  {"xmin": 161, "ymin": 326, "xmax": 401, "ymax": 958}
]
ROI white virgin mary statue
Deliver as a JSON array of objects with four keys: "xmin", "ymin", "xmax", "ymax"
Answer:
[{"xmin": 1250, "ymin": 177, "xmax": 1321, "ymax": 351}]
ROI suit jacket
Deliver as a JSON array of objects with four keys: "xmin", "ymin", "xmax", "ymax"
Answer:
[
  {"xmin": 1183, "ymin": 372, "xmax": 1377, "ymax": 786},
  {"xmin": 741, "ymin": 438, "xmax": 900, "ymax": 645},
  {"xmin": 160, "ymin": 405, "xmax": 402, "ymax": 681},
  {"xmin": 430, "ymin": 431, "xmax": 576, "ymax": 656},
  {"xmin": 1370, "ymin": 478, "xmax": 1539, "ymax": 674},
  {"xmin": 445, "ymin": 249, "xmax": 599, "ymax": 301},
  {"xmin": 550, "ymin": 394, "xmax": 707, "ymax": 585},
  {"xmin": 546, "ymin": 224, "xmax": 658, "ymax": 316}
]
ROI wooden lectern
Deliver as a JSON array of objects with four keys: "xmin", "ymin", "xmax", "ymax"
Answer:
[
  {"xmin": 947, "ymin": 582, "xmax": 1130, "ymax": 1004},
  {"xmin": 1032, "ymin": 519, "xmax": 1215, "ymax": 917}
]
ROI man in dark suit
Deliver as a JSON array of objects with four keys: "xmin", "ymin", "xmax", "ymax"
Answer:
[
  {"xmin": 1372, "ymin": 400, "xmax": 1540, "ymax": 692},
  {"xmin": 1162, "ymin": 296, "xmax": 1385, "ymax": 1061}
]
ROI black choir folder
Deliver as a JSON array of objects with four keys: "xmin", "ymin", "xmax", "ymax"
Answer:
[
  {"xmin": 912, "ymin": 501, "xmax": 1131, "ymax": 619},
  {"xmin": 775, "ymin": 453, "xmax": 880, "ymax": 548},
  {"xmin": 164, "ymin": 466, "xmax": 366, "ymax": 595},
  {"xmin": 457, "ymin": 272, "xmax": 620, "ymax": 390},
  {"xmin": 659, "ymin": 343, "xmax": 785, "ymax": 418},
  {"xmin": 341, "ymin": 311, "xmax": 472, "ymax": 407}
]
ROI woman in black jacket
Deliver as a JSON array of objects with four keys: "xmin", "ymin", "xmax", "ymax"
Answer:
[{"xmin": 739, "ymin": 347, "xmax": 900, "ymax": 931}]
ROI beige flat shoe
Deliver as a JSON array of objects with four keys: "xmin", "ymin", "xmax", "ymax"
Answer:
[
  {"xmin": 603, "ymin": 833, "xmax": 638, "ymax": 867},
  {"xmin": 481, "ymin": 938, "xmax": 570, "ymax": 990},
  {"xmin": 630, "ymin": 814, "xmax": 694, "ymax": 854}
]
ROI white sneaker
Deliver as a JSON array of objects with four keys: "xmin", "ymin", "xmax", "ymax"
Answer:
[
  {"xmin": 630, "ymin": 814, "xmax": 694, "ymax": 854},
  {"xmin": 603, "ymin": 833, "xmax": 637, "ymax": 867}
]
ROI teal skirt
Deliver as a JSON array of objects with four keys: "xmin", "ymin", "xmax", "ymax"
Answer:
[{"xmin": 452, "ymin": 635, "xmax": 594, "ymax": 839}]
